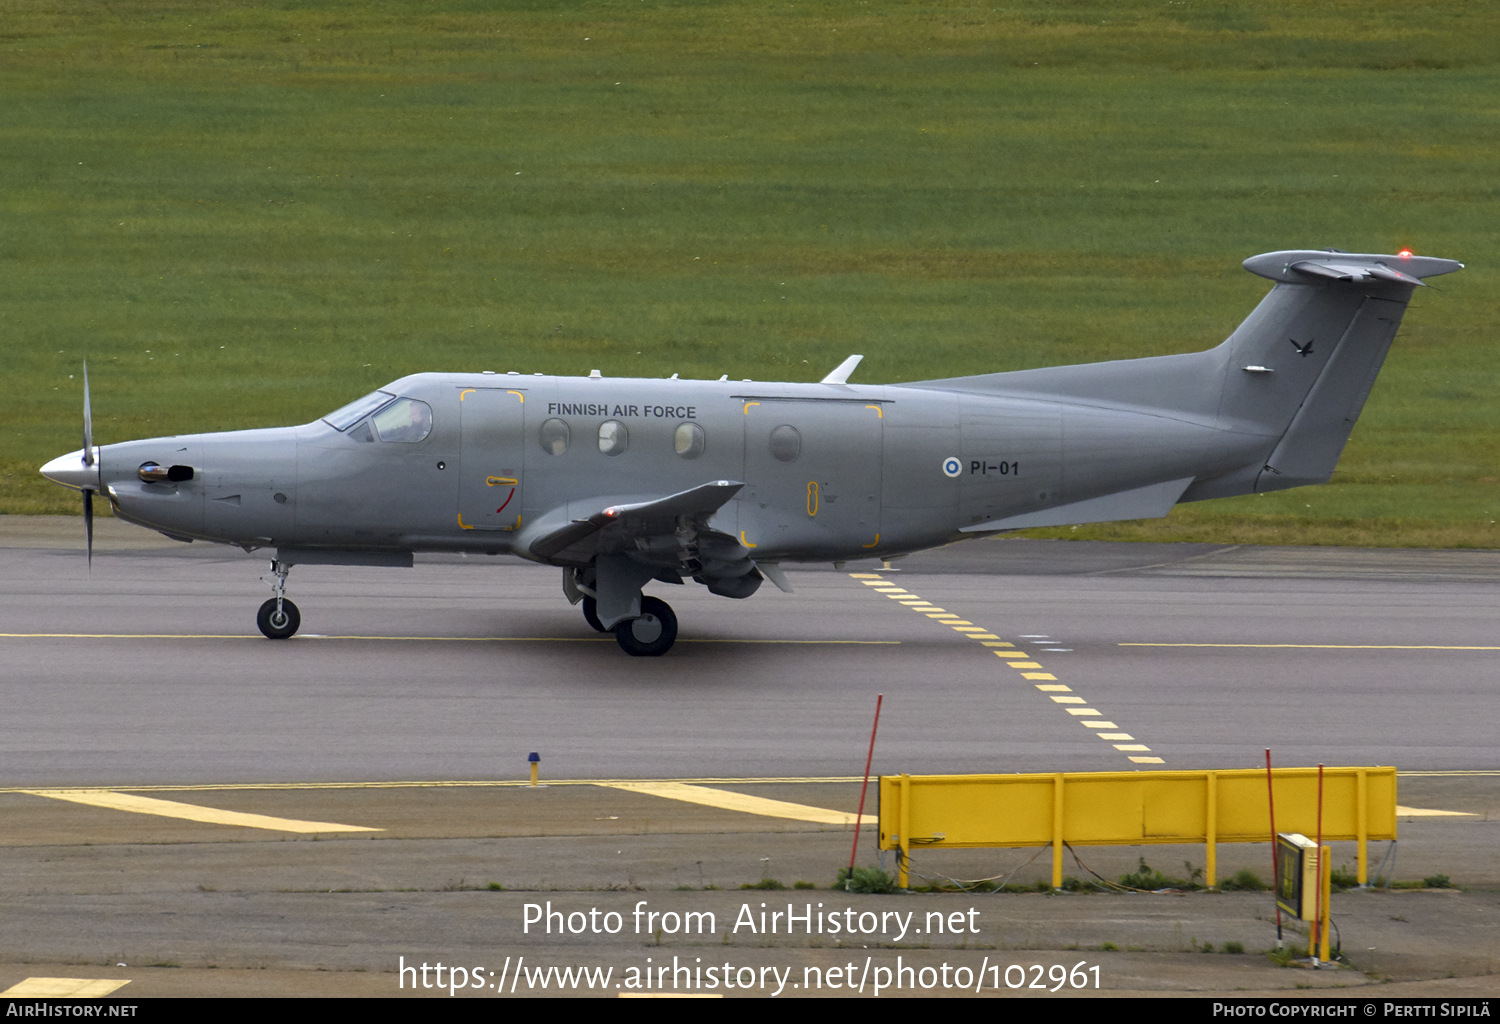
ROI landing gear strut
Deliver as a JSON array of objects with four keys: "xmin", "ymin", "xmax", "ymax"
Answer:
[
  {"xmin": 614, "ymin": 596, "xmax": 678, "ymax": 657},
  {"xmin": 257, "ymin": 559, "xmax": 301, "ymax": 639}
]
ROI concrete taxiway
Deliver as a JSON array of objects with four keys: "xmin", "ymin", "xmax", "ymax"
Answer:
[{"xmin": 2, "ymin": 516, "xmax": 1497, "ymax": 997}]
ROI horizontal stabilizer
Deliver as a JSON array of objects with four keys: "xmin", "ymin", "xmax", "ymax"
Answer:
[
  {"xmin": 960, "ymin": 477, "xmax": 1194, "ymax": 532},
  {"xmin": 1243, "ymin": 249, "xmax": 1463, "ymax": 286}
]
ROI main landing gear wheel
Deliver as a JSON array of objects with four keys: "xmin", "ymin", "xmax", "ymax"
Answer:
[
  {"xmin": 614, "ymin": 596, "xmax": 677, "ymax": 657},
  {"xmin": 581, "ymin": 596, "xmax": 607, "ymax": 633},
  {"xmin": 257, "ymin": 598, "xmax": 301, "ymax": 639}
]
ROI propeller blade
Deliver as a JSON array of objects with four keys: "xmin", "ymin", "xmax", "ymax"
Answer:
[
  {"xmin": 83, "ymin": 488, "xmax": 94, "ymax": 571},
  {"xmin": 82, "ymin": 361, "xmax": 94, "ymax": 467}
]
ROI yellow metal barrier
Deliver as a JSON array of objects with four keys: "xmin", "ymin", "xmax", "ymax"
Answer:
[{"xmin": 877, "ymin": 767, "xmax": 1396, "ymax": 889}]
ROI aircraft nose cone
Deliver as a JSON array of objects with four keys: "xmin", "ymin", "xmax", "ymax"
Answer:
[{"xmin": 40, "ymin": 448, "xmax": 100, "ymax": 491}]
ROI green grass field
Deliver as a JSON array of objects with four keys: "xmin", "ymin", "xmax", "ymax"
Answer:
[{"xmin": 2, "ymin": 0, "xmax": 1496, "ymax": 546}]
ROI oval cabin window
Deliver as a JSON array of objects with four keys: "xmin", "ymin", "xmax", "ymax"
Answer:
[
  {"xmin": 674, "ymin": 422, "xmax": 705, "ymax": 459},
  {"xmin": 768, "ymin": 424, "xmax": 800, "ymax": 463}
]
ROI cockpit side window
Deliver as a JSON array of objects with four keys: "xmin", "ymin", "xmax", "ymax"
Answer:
[
  {"xmin": 323, "ymin": 391, "xmax": 397, "ymax": 431},
  {"xmin": 371, "ymin": 398, "xmax": 433, "ymax": 443}
]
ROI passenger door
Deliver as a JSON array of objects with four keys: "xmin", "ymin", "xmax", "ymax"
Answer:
[{"xmin": 458, "ymin": 387, "xmax": 526, "ymax": 531}]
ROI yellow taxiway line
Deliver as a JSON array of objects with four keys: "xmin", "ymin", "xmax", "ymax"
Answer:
[
  {"xmin": 1, "ymin": 978, "xmax": 131, "ymax": 997},
  {"xmin": 1121, "ymin": 643, "xmax": 1500, "ymax": 651},
  {"xmin": 1395, "ymin": 806, "xmax": 1476, "ymax": 817},
  {"xmin": 0, "ymin": 633, "xmax": 896, "ymax": 645},
  {"xmin": 21, "ymin": 789, "xmax": 383, "ymax": 834},
  {"xmin": 597, "ymin": 782, "xmax": 873, "ymax": 826}
]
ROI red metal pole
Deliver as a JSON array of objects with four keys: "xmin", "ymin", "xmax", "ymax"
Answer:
[
  {"xmin": 849, "ymin": 694, "xmax": 884, "ymax": 875},
  {"xmin": 1314, "ymin": 763, "xmax": 1325, "ymax": 961},
  {"xmin": 1266, "ymin": 749, "xmax": 1282, "ymax": 942}
]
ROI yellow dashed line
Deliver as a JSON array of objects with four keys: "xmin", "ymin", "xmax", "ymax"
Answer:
[{"xmin": 849, "ymin": 573, "xmax": 1161, "ymax": 764}]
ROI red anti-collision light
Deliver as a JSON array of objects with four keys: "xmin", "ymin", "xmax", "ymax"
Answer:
[{"xmin": 1398, "ymin": 249, "xmax": 1413, "ymax": 258}]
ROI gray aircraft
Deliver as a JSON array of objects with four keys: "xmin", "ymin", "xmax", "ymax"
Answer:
[{"xmin": 41, "ymin": 248, "xmax": 1462, "ymax": 655}]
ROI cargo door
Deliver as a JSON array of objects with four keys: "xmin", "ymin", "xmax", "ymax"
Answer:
[{"xmin": 741, "ymin": 399, "xmax": 882, "ymax": 558}]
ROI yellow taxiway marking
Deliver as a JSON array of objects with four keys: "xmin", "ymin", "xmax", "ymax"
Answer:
[
  {"xmin": 1113, "ymin": 744, "xmax": 1152, "ymax": 752},
  {"xmin": 596, "ymin": 782, "xmax": 872, "ymax": 826},
  {"xmin": 1, "ymin": 978, "xmax": 131, "ymax": 998},
  {"xmin": 23, "ymin": 790, "xmax": 383, "ymax": 833},
  {"xmin": 1065, "ymin": 708, "xmax": 1101, "ymax": 716},
  {"xmin": 994, "ymin": 650, "xmax": 1030, "ymax": 658},
  {"xmin": 1050, "ymin": 696, "xmax": 1086, "ymax": 704},
  {"xmin": 0, "ymin": 634, "xmax": 896, "ymax": 646},
  {"xmin": 1082, "ymin": 721, "xmax": 1118, "ymax": 729},
  {"xmin": 1098, "ymin": 733, "xmax": 1134, "ymax": 741},
  {"xmin": 1009, "ymin": 661, "xmax": 1043, "ymax": 669},
  {"xmin": 1021, "ymin": 672, "xmax": 1057, "ymax": 680},
  {"xmin": 1130, "ymin": 756, "xmax": 1165, "ymax": 764},
  {"xmin": 968, "ymin": 633, "xmax": 1000, "ymax": 639},
  {"xmin": 1036, "ymin": 684, "xmax": 1072, "ymax": 691},
  {"xmin": 1121, "ymin": 643, "xmax": 1500, "ymax": 651},
  {"xmin": 1396, "ymin": 806, "xmax": 1477, "ymax": 817},
  {"xmin": 982, "ymin": 641, "xmax": 1015, "ymax": 648}
]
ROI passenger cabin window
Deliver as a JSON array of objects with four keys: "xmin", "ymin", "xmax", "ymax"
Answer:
[
  {"xmin": 540, "ymin": 418, "xmax": 570, "ymax": 455},
  {"xmin": 598, "ymin": 420, "xmax": 629, "ymax": 456},
  {"xmin": 674, "ymin": 422, "xmax": 705, "ymax": 459},
  {"xmin": 769, "ymin": 424, "xmax": 801, "ymax": 463},
  {"xmin": 371, "ymin": 399, "xmax": 433, "ymax": 443}
]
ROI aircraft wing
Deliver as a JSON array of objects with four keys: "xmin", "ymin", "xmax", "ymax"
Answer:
[{"xmin": 527, "ymin": 480, "xmax": 744, "ymax": 561}]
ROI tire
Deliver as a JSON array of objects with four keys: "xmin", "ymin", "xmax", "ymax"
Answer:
[
  {"xmin": 581, "ymin": 596, "xmax": 607, "ymax": 633},
  {"xmin": 614, "ymin": 596, "xmax": 678, "ymax": 656},
  {"xmin": 256, "ymin": 598, "xmax": 301, "ymax": 640}
]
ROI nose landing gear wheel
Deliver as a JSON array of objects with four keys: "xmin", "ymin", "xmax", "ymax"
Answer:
[
  {"xmin": 614, "ymin": 596, "xmax": 677, "ymax": 656},
  {"xmin": 257, "ymin": 598, "xmax": 301, "ymax": 639},
  {"xmin": 582, "ymin": 596, "xmax": 607, "ymax": 633}
]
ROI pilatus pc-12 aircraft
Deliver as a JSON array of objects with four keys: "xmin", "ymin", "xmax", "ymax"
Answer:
[{"xmin": 41, "ymin": 248, "xmax": 1462, "ymax": 655}]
